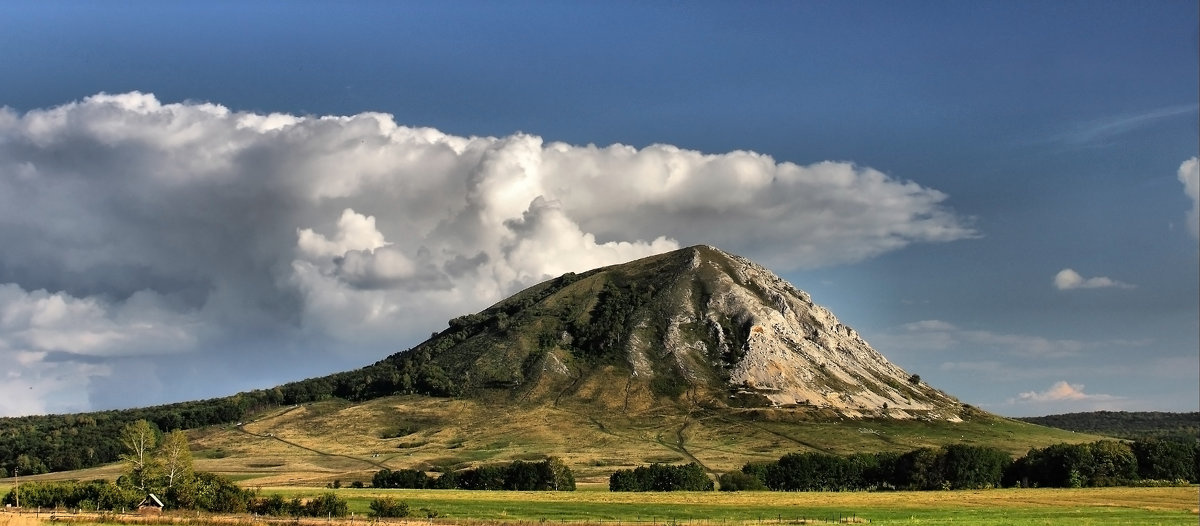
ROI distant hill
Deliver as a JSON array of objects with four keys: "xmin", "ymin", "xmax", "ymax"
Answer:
[
  {"xmin": 1017, "ymin": 411, "xmax": 1199, "ymax": 441},
  {"xmin": 2, "ymin": 246, "xmax": 1101, "ymax": 481}
]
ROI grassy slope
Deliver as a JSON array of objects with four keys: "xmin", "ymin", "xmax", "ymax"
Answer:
[
  {"xmin": 92, "ymin": 394, "xmax": 1104, "ymax": 487},
  {"xmin": 14, "ymin": 392, "xmax": 1101, "ymax": 488}
]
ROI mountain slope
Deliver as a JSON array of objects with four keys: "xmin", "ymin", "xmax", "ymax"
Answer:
[{"xmin": 403, "ymin": 245, "xmax": 960, "ymax": 420}]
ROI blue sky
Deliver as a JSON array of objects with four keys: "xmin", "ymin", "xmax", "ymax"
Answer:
[{"xmin": 0, "ymin": 1, "xmax": 1196, "ymax": 417}]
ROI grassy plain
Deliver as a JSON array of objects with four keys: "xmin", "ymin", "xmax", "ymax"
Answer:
[
  {"xmin": 254, "ymin": 486, "xmax": 1199, "ymax": 524},
  {"xmin": 3, "ymin": 487, "xmax": 1196, "ymax": 525}
]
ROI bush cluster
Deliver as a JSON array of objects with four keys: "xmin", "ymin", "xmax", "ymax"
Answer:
[
  {"xmin": 609, "ymin": 463, "xmax": 714, "ymax": 491},
  {"xmin": 248, "ymin": 492, "xmax": 348, "ymax": 517},
  {"xmin": 2, "ymin": 473, "xmax": 257, "ymax": 513},
  {"xmin": 372, "ymin": 458, "xmax": 575, "ymax": 491},
  {"xmin": 0, "ymin": 480, "xmax": 139, "ymax": 511}
]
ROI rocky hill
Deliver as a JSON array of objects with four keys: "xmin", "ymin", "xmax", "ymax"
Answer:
[{"xmin": 408, "ymin": 245, "xmax": 962, "ymax": 420}]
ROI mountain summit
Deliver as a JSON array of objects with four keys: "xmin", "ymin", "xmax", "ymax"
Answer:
[{"xmin": 400, "ymin": 245, "xmax": 962, "ymax": 421}]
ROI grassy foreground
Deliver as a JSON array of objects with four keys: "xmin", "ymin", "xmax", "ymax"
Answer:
[
  {"xmin": 2, "ymin": 486, "xmax": 1196, "ymax": 525},
  {"xmin": 283, "ymin": 486, "xmax": 1197, "ymax": 524}
]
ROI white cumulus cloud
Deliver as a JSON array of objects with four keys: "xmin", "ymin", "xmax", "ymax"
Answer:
[
  {"xmin": 1180, "ymin": 157, "xmax": 1199, "ymax": 239},
  {"xmin": 1013, "ymin": 381, "xmax": 1120, "ymax": 403},
  {"xmin": 1053, "ymin": 268, "xmax": 1134, "ymax": 290},
  {"xmin": 0, "ymin": 92, "xmax": 976, "ymax": 415}
]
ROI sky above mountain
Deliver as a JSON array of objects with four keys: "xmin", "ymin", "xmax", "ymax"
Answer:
[{"xmin": 0, "ymin": 1, "xmax": 1196, "ymax": 418}]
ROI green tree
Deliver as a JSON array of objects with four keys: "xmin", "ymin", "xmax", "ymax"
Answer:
[
  {"xmin": 119, "ymin": 420, "xmax": 161, "ymax": 491},
  {"xmin": 159, "ymin": 430, "xmax": 194, "ymax": 489},
  {"xmin": 1088, "ymin": 440, "xmax": 1137, "ymax": 486},
  {"xmin": 545, "ymin": 457, "xmax": 576, "ymax": 491},
  {"xmin": 1132, "ymin": 438, "xmax": 1198, "ymax": 481},
  {"xmin": 15, "ymin": 454, "xmax": 48, "ymax": 475},
  {"xmin": 939, "ymin": 444, "xmax": 1011, "ymax": 489}
]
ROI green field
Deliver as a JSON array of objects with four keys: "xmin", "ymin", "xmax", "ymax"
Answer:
[
  {"xmin": 250, "ymin": 486, "xmax": 1198, "ymax": 525},
  {"xmin": 4, "ymin": 483, "xmax": 1195, "ymax": 525}
]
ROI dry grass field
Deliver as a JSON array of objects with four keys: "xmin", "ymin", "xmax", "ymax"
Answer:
[
  {"xmin": 130, "ymin": 395, "xmax": 1100, "ymax": 486},
  {"xmin": 5, "ymin": 392, "xmax": 1153, "ymax": 525}
]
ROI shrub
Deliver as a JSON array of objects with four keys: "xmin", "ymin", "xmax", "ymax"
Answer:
[
  {"xmin": 303, "ymin": 493, "xmax": 348, "ymax": 517},
  {"xmin": 368, "ymin": 496, "xmax": 409, "ymax": 518},
  {"xmin": 717, "ymin": 471, "xmax": 766, "ymax": 491}
]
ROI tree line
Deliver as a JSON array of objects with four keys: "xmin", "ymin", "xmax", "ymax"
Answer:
[
  {"xmin": 720, "ymin": 439, "xmax": 1198, "ymax": 491},
  {"xmin": 371, "ymin": 458, "xmax": 575, "ymax": 491}
]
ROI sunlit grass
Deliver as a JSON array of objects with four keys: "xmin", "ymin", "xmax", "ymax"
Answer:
[
  {"xmin": 7, "ymin": 486, "xmax": 1194, "ymax": 526},
  {"xmin": 253, "ymin": 486, "xmax": 1198, "ymax": 524}
]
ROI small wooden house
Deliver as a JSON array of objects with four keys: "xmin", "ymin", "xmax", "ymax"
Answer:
[{"xmin": 138, "ymin": 494, "xmax": 164, "ymax": 514}]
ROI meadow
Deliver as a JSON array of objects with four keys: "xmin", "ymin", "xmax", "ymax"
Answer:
[
  {"xmin": 267, "ymin": 485, "xmax": 1199, "ymax": 524},
  {"xmin": 7, "ymin": 485, "xmax": 1194, "ymax": 525},
  {"xmin": 178, "ymin": 397, "xmax": 1097, "ymax": 487}
]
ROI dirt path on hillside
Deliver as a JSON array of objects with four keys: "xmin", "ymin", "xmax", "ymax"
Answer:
[{"xmin": 236, "ymin": 427, "xmax": 390, "ymax": 470}]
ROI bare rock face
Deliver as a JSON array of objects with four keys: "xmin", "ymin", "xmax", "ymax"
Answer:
[
  {"xmin": 686, "ymin": 247, "xmax": 959, "ymax": 420},
  {"xmin": 422, "ymin": 245, "xmax": 964, "ymax": 421}
]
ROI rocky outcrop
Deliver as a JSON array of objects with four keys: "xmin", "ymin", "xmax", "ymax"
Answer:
[
  {"xmin": 422, "ymin": 244, "xmax": 964, "ymax": 421},
  {"xmin": 658, "ymin": 246, "xmax": 959, "ymax": 420}
]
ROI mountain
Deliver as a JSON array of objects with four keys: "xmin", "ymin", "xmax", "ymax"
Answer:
[
  {"xmin": 410, "ymin": 244, "xmax": 960, "ymax": 420},
  {"xmin": 4, "ymin": 245, "xmax": 1097, "ymax": 483}
]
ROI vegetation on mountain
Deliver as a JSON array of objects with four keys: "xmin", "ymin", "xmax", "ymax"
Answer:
[{"xmin": 1016, "ymin": 411, "xmax": 1199, "ymax": 440}]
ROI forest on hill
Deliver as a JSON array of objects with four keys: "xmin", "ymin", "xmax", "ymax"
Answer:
[
  {"xmin": 0, "ymin": 272, "xmax": 579, "ymax": 477},
  {"xmin": 1017, "ymin": 411, "xmax": 1199, "ymax": 441}
]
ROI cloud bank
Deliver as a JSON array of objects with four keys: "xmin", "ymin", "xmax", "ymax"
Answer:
[
  {"xmin": 0, "ymin": 92, "xmax": 974, "ymax": 415},
  {"xmin": 1053, "ymin": 269, "xmax": 1134, "ymax": 290}
]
